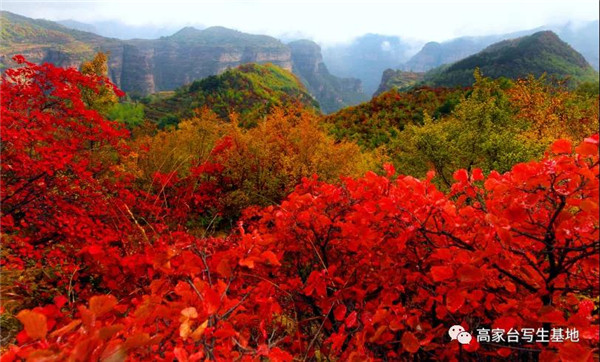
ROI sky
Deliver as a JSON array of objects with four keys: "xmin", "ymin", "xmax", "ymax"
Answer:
[{"xmin": 1, "ymin": 0, "xmax": 598, "ymax": 44}]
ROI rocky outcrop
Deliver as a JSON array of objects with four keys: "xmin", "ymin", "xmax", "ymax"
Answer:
[
  {"xmin": 289, "ymin": 40, "xmax": 367, "ymax": 113},
  {"xmin": 374, "ymin": 69, "xmax": 424, "ymax": 96},
  {"xmin": 120, "ymin": 43, "xmax": 155, "ymax": 95}
]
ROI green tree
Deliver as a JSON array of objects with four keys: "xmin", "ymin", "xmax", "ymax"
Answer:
[{"xmin": 395, "ymin": 70, "xmax": 541, "ymax": 187}]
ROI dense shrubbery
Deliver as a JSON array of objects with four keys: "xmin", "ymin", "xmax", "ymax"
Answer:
[{"xmin": 1, "ymin": 57, "xmax": 598, "ymax": 361}]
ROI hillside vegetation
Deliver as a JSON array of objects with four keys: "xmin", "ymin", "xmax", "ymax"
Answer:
[
  {"xmin": 144, "ymin": 63, "xmax": 319, "ymax": 128},
  {"xmin": 423, "ymin": 31, "xmax": 598, "ymax": 87}
]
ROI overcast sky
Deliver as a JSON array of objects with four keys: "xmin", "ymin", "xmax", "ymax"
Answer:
[{"xmin": 2, "ymin": 0, "xmax": 598, "ymax": 44}]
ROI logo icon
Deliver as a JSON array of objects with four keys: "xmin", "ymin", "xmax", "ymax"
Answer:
[{"xmin": 448, "ymin": 325, "xmax": 472, "ymax": 345}]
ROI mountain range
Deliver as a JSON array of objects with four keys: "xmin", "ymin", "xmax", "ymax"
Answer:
[
  {"xmin": 403, "ymin": 21, "xmax": 599, "ymax": 73},
  {"xmin": 322, "ymin": 21, "xmax": 598, "ymax": 95},
  {"xmin": 0, "ymin": 11, "xmax": 365, "ymax": 113},
  {"xmin": 374, "ymin": 30, "xmax": 598, "ymax": 94},
  {"xmin": 1, "ymin": 10, "xmax": 598, "ymax": 110},
  {"xmin": 420, "ymin": 31, "xmax": 598, "ymax": 88}
]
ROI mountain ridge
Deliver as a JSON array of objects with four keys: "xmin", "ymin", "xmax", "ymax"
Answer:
[
  {"xmin": 421, "ymin": 30, "xmax": 598, "ymax": 88},
  {"xmin": 0, "ymin": 11, "xmax": 364, "ymax": 112}
]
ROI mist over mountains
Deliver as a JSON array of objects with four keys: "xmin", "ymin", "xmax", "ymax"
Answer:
[
  {"xmin": 322, "ymin": 20, "xmax": 598, "ymax": 95},
  {"xmin": 57, "ymin": 19, "xmax": 189, "ymax": 40}
]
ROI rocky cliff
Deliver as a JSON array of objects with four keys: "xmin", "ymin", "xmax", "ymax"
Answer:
[
  {"xmin": 1, "ymin": 12, "xmax": 364, "ymax": 112},
  {"xmin": 289, "ymin": 40, "xmax": 367, "ymax": 113},
  {"xmin": 0, "ymin": 12, "xmax": 292, "ymax": 97}
]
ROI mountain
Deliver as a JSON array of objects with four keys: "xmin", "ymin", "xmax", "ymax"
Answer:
[
  {"xmin": 422, "ymin": 31, "xmax": 598, "ymax": 87},
  {"xmin": 403, "ymin": 21, "xmax": 599, "ymax": 72},
  {"xmin": 402, "ymin": 32, "xmax": 532, "ymax": 72},
  {"xmin": 0, "ymin": 11, "xmax": 291, "ymax": 94},
  {"xmin": 0, "ymin": 11, "xmax": 362, "ymax": 112},
  {"xmin": 288, "ymin": 40, "xmax": 367, "ymax": 113},
  {"xmin": 0, "ymin": 11, "xmax": 120, "ymax": 70},
  {"xmin": 374, "ymin": 69, "xmax": 425, "ymax": 96},
  {"xmin": 57, "ymin": 19, "xmax": 98, "ymax": 34},
  {"xmin": 58, "ymin": 19, "xmax": 186, "ymax": 40},
  {"xmin": 144, "ymin": 63, "xmax": 319, "ymax": 128},
  {"xmin": 322, "ymin": 34, "xmax": 420, "ymax": 95}
]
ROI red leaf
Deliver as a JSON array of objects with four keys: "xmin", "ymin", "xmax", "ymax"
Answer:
[
  {"xmin": 345, "ymin": 311, "xmax": 358, "ymax": 328},
  {"xmin": 493, "ymin": 316, "xmax": 517, "ymax": 331},
  {"xmin": 401, "ymin": 332, "xmax": 420, "ymax": 353},
  {"xmin": 54, "ymin": 295, "xmax": 68, "ymax": 309},
  {"xmin": 497, "ymin": 348, "xmax": 512, "ymax": 357},
  {"xmin": 551, "ymin": 139, "xmax": 572, "ymax": 154},
  {"xmin": 446, "ymin": 290, "xmax": 465, "ymax": 313},
  {"xmin": 457, "ymin": 265, "xmax": 484, "ymax": 283},
  {"xmin": 89, "ymin": 295, "xmax": 117, "ymax": 317},
  {"xmin": 558, "ymin": 342, "xmax": 592, "ymax": 362},
  {"xmin": 239, "ymin": 257, "xmax": 256, "ymax": 269},
  {"xmin": 472, "ymin": 168, "xmax": 484, "ymax": 181},
  {"xmin": 16, "ymin": 310, "xmax": 47, "ymax": 340},
  {"xmin": 431, "ymin": 266, "xmax": 454, "ymax": 282},
  {"xmin": 453, "ymin": 169, "xmax": 469, "ymax": 182},
  {"xmin": 334, "ymin": 304, "xmax": 347, "ymax": 322},
  {"xmin": 261, "ymin": 251, "xmax": 281, "ymax": 266}
]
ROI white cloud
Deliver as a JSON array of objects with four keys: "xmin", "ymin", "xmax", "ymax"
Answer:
[{"xmin": 2, "ymin": 0, "xmax": 598, "ymax": 44}]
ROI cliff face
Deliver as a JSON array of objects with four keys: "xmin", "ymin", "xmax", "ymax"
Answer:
[
  {"xmin": 149, "ymin": 39, "xmax": 292, "ymax": 91},
  {"xmin": 0, "ymin": 11, "xmax": 365, "ymax": 112},
  {"xmin": 289, "ymin": 40, "xmax": 367, "ymax": 113},
  {"xmin": 0, "ymin": 12, "xmax": 293, "ymax": 96},
  {"xmin": 109, "ymin": 29, "xmax": 293, "ymax": 95}
]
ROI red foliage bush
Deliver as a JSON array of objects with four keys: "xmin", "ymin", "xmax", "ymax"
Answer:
[{"xmin": 1, "ymin": 57, "xmax": 598, "ymax": 361}]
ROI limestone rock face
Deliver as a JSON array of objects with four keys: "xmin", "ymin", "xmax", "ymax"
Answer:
[{"xmin": 289, "ymin": 40, "xmax": 367, "ymax": 113}]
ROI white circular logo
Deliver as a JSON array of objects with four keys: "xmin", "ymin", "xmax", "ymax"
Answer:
[
  {"xmin": 448, "ymin": 325, "xmax": 465, "ymax": 340},
  {"xmin": 457, "ymin": 331, "xmax": 473, "ymax": 345}
]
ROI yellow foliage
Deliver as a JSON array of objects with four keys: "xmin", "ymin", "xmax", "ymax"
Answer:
[
  {"xmin": 80, "ymin": 52, "xmax": 119, "ymax": 115},
  {"xmin": 217, "ymin": 106, "xmax": 380, "ymax": 211},
  {"xmin": 131, "ymin": 108, "xmax": 225, "ymax": 186},
  {"xmin": 508, "ymin": 75, "xmax": 599, "ymax": 144}
]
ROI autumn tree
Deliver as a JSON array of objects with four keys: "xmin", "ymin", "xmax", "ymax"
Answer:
[
  {"xmin": 80, "ymin": 52, "xmax": 119, "ymax": 116},
  {"xmin": 508, "ymin": 74, "xmax": 599, "ymax": 143},
  {"xmin": 394, "ymin": 70, "xmax": 541, "ymax": 187}
]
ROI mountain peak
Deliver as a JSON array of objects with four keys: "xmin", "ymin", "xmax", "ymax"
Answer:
[
  {"xmin": 419, "ymin": 30, "xmax": 598, "ymax": 87},
  {"xmin": 169, "ymin": 26, "xmax": 203, "ymax": 39}
]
